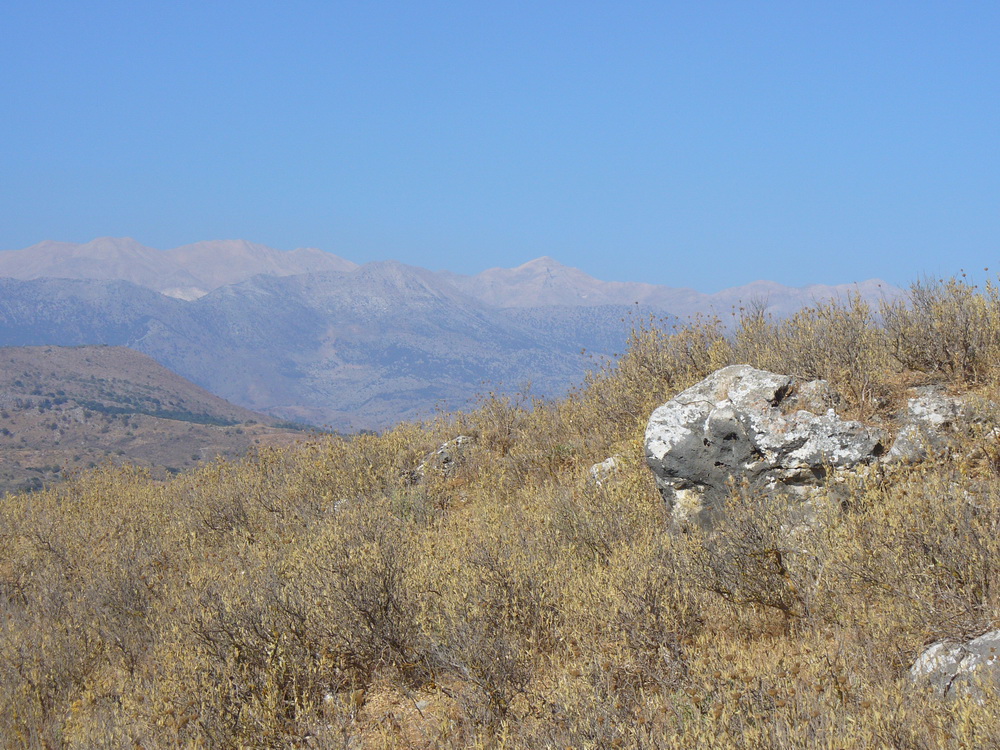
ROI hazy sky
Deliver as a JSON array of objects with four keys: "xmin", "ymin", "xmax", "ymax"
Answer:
[{"xmin": 2, "ymin": 1, "xmax": 997, "ymax": 292}]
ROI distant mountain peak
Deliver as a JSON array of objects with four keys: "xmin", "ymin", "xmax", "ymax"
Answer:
[{"xmin": 515, "ymin": 255, "xmax": 565, "ymax": 270}]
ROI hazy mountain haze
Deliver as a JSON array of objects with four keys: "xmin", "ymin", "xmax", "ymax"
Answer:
[
  {"xmin": 440, "ymin": 255, "xmax": 899, "ymax": 318},
  {"xmin": 0, "ymin": 238, "xmax": 357, "ymax": 300},
  {"xmin": 0, "ymin": 238, "xmax": 897, "ymax": 313}
]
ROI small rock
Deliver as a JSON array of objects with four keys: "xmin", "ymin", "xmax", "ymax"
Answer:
[
  {"xmin": 411, "ymin": 436, "xmax": 473, "ymax": 482},
  {"xmin": 588, "ymin": 456, "xmax": 621, "ymax": 486},
  {"xmin": 885, "ymin": 387, "xmax": 967, "ymax": 465}
]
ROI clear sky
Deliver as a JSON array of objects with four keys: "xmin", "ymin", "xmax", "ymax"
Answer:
[{"xmin": 1, "ymin": 1, "xmax": 997, "ymax": 292}]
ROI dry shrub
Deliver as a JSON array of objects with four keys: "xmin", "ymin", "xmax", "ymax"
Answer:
[
  {"xmin": 829, "ymin": 463, "xmax": 1000, "ymax": 646},
  {"xmin": 463, "ymin": 388, "xmax": 532, "ymax": 457},
  {"xmin": 291, "ymin": 498, "xmax": 431, "ymax": 690},
  {"xmin": 180, "ymin": 448, "xmax": 294, "ymax": 541},
  {"xmin": 733, "ymin": 294, "xmax": 892, "ymax": 416},
  {"xmin": 184, "ymin": 566, "xmax": 320, "ymax": 746},
  {"xmin": 686, "ymin": 486, "xmax": 824, "ymax": 625},
  {"xmin": 599, "ymin": 531, "xmax": 699, "ymax": 693},
  {"xmin": 421, "ymin": 507, "xmax": 563, "ymax": 730},
  {"xmin": 582, "ymin": 315, "xmax": 731, "ymax": 436},
  {"xmin": 297, "ymin": 423, "xmax": 429, "ymax": 504},
  {"xmin": 883, "ymin": 276, "xmax": 1000, "ymax": 384},
  {"xmin": 549, "ymin": 481, "xmax": 652, "ymax": 566},
  {"xmin": 0, "ymin": 465, "xmax": 177, "ymax": 747}
]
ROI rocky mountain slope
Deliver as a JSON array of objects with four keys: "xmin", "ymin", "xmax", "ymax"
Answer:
[
  {"xmin": 0, "ymin": 271, "xmax": 642, "ymax": 429},
  {"xmin": 0, "ymin": 345, "xmax": 307, "ymax": 495}
]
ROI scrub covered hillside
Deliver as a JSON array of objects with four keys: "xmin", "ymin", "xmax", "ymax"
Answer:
[
  {"xmin": 2, "ymin": 277, "xmax": 1000, "ymax": 748},
  {"xmin": 0, "ymin": 346, "xmax": 307, "ymax": 495}
]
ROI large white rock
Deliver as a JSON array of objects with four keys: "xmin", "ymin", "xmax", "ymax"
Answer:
[
  {"xmin": 910, "ymin": 630, "xmax": 1000, "ymax": 700},
  {"xmin": 644, "ymin": 365, "xmax": 886, "ymax": 524}
]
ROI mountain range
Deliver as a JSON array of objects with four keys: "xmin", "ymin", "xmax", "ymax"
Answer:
[
  {"xmin": 0, "ymin": 237, "xmax": 900, "ymax": 429},
  {"xmin": 441, "ymin": 257, "xmax": 895, "ymax": 318},
  {"xmin": 0, "ymin": 237, "xmax": 357, "ymax": 300}
]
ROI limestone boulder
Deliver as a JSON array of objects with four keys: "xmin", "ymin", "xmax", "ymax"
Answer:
[
  {"xmin": 886, "ymin": 387, "xmax": 969, "ymax": 464},
  {"xmin": 644, "ymin": 365, "xmax": 886, "ymax": 525},
  {"xmin": 910, "ymin": 630, "xmax": 1000, "ymax": 700}
]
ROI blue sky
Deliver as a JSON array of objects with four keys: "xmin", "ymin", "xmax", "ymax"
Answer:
[{"xmin": 1, "ymin": 1, "xmax": 997, "ymax": 292}]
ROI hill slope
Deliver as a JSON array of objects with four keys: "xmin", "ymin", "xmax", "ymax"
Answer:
[
  {"xmin": 0, "ymin": 346, "xmax": 306, "ymax": 495},
  {"xmin": 0, "ymin": 277, "xmax": 996, "ymax": 747}
]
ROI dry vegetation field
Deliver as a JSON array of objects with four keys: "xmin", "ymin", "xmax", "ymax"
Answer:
[{"xmin": 2, "ymin": 277, "xmax": 1000, "ymax": 748}]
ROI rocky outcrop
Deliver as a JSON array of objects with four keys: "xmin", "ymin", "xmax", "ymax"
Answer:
[
  {"xmin": 910, "ymin": 630, "xmax": 1000, "ymax": 700},
  {"xmin": 411, "ymin": 436, "xmax": 473, "ymax": 482},
  {"xmin": 588, "ymin": 456, "xmax": 621, "ymax": 486},
  {"xmin": 644, "ymin": 365, "xmax": 886, "ymax": 525},
  {"xmin": 885, "ymin": 386, "xmax": 969, "ymax": 464}
]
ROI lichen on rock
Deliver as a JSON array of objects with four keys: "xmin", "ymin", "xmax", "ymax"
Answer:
[
  {"xmin": 910, "ymin": 630, "xmax": 1000, "ymax": 700},
  {"xmin": 644, "ymin": 365, "xmax": 886, "ymax": 526}
]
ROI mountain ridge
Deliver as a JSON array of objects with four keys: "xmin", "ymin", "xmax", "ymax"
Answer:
[
  {"xmin": 0, "ymin": 274, "xmax": 645, "ymax": 429},
  {"xmin": 0, "ymin": 237, "xmax": 899, "ymax": 316},
  {"xmin": 0, "ymin": 237, "xmax": 357, "ymax": 300},
  {"xmin": 440, "ymin": 255, "xmax": 897, "ymax": 316},
  {"xmin": 0, "ymin": 237, "xmax": 903, "ymax": 429}
]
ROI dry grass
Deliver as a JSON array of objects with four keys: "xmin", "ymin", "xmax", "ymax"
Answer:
[{"xmin": 2, "ymin": 277, "xmax": 1000, "ymax": 747}]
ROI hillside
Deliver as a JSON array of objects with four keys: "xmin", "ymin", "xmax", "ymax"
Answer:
[
  {"xmin": 0, "ymin": 277, "xmax": 997, "ymax": 747},
  {"xmin": 0, "ymin": 346, "xmax": 307, "ymax": 495},
  {"xmin": 1, "ymin": 277, "xmax": 999, "ymax": 747}
]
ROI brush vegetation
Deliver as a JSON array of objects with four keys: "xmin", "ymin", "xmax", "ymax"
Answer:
[{"xmin": 2, "ymin": 277, "xmax": 1000, "ymax": 748}]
